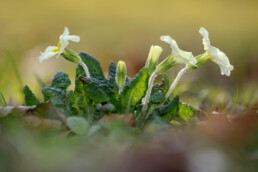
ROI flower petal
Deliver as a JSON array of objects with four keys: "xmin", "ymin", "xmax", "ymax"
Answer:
[
  {"xmin": 59, "ymin": 39, "xmax": 69, "ymax": 54},
  {"xmin": 42, "ymin": 46, "xmax": 57, "ymax": 53},
  {"xmin": 199, "ymin": 27, "xmax": 211, "ymax": 51},
  {"xmin": 59, "ymin": 27, "xmax": 80, "ymax": 53},
  {"xmin": 38, "ymin": 46, "xmax": 58, "ymax": 62},
  {"xmin": 62, "ymin": 27, "xmax": 70, "ymax": 37},
  {"xmin": 160, "ymin": 35, "xmax": 197, "ymax": 66},
  {"xmin": 160, "ymin": 35, "xmax": 174, "ymax": 45},
  {"xmin": 199, "ymin": 27, "xmax": 234, "ymax": 76},
  {"xmin": 64, "ymin": 35, "xmax": 80, "ymax": 42},
  {"xmin": 209, "ymin": 46, "xmax": 234, "ymax": 76}
]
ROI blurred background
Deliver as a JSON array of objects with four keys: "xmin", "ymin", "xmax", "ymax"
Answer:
[
  {"xmin": 0, "ymin": 0, "xmax": 257, "ymax": 104},
  {"xmin": 1, "ymin": 1, "xmax": 258, "ymax": 171}
]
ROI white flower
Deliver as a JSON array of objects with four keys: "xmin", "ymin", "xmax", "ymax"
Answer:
[
  {"xmin": 199, "ymin": 27, "xmax": 234, "ymax": 76},
  {"xmin": 160, "ymin": 35, "xmax": 197, "ymax": 66},
  {"xmin": 39, "ymin": 27, "xmax": 80, "ymax": 62}
]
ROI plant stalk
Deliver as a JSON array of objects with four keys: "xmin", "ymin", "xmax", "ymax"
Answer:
[
  {"xmin": 138, "ymin": 72, "xmax": 157, "ymax": 127},
  {"xmin": 165, "ymin": 67, "xmax": 188, "ymax": 99},
  {"xmin": 79, "ymin": 59, "xmax": 91, "ymax": 78}
]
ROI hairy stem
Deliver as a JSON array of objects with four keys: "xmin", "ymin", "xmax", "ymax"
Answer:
[
  {"xmin": 165, "ymin": 67, "xmax": 187, "ymax": 99},
  {"xmin": 137, "ymin": 72, "xmax": 157, "ymax": 127},
  {"xmin": 118, "ymin": 87, "xmax": 123, "ymax": 94},
  {"xmin": 79, "ymin": 59, "xmax": 91, "ymax": 78}
]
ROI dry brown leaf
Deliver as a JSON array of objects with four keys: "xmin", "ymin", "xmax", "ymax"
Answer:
[{"xmin": 98, "ymin": 114, "xmax": 135, "ymax": 125}]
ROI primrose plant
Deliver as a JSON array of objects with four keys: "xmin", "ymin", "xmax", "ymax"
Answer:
[{"xmin": 24, "ymin": 27, "xmax": 233, "ymax": 129}]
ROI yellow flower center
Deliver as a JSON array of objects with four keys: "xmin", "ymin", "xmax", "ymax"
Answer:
[{"xmin": 52, "ymin": 42, "xmax": 61, "ymax": 52}]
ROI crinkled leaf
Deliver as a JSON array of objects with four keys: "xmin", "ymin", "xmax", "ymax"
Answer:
[
  {"xmin": 23, "ymin": 85, "xmax": 40, "ymax": 106},
  {"xmin": 72, "ymin": 95, "xmax": 85, "ymax": 111},
  {"xmin": 66, "ymin": 90, "xmax": 74, "ymax": 103},
  {"xmin": 149, "ymin": 74, "xmax": 169, "ymax": 106},
  {"xmin": 119, "ymin": 67, "xmax": 149, "ymax": 113},
  {"xmin": 80, "ymin": 76, "xmax": 119, "ymax": 106},
  {"xmin": 100, "ymin": 103, "xmax": 115, "ymax": 112},
  {"xmin": 150, "ymin": 92, "xmax": 165, "ymax": 103},
  {"xmin": 149, "ymin": 95, "xmax": 199, "ymax": 123},
  {"xmin": 170, "ymin": 102, "xmax": 199, "ymax": 123},
  {"xmin": 159, "ymin": 95, "xmax": 179, "ymax": 121},
  {"xmin": 66, "ymin": 116, "xmax": 89, "ymax": 135},
  {"xmin": 177, "ymin": 102, "xmax": 197, "ymax": 122},
  {"xmin": 125, "ymin": 76, "xmax": 132, "ymax": 85},
  {"xmin": 73, "ymin": 65, "xmax": 86, "ymax": 104},
  {"xmin": 72, "ymin": 95, "xmax": 97, "ymax": 120},
  {"xmin": 149, "ymin": 95, "xmax": 179, "ymax": 121},
  {"xmin": 42, "ymin": 86, "xmax": 66, "ymax": 107},
  {"xmin": 50, "ymin": 71, "xmax": 71, "ymax": 91},
  {"xmin": 108, "ymin": 62, "xmax": 117, "ymax": 85},
  {"xmin": 161, "ymin": 73, "xmax": 169, "ymax": 94},
  {"xmin": 79, "ymin": 52, "xmax": 106, "ymax": 81},
  {"xmin": 83, "ymin": 80, "xmax": 110, "ymax": 103},
  {"xmin": 98, "ymin": 81, "xmax": 119, "ymax": 106}
]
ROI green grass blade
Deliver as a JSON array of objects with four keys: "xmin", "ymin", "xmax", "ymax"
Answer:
[
  {"xmin": 0, "ymin": 91, "xmax": 7, "ymax": 106},
  {"xmin": 34, "ymin": 73, "xmax": 45, "ymax": 88},
  {"xmin": 6, "ymin": 51, "xmax": 23, "ymax": 89}
]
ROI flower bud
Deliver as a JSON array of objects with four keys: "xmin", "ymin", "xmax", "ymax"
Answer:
[
  {"xmin": 62, "ymin": 48, "xmax": 81, "ymax": 64},
  {"xmin": 115, "ymin": 61, "xmax": 127, "ymax": 90},
  {"xmin": 146, "ymin": 45, "xmax": 163, "ymax": 74},
  {"xmin": 155, "ymin": 55, "xmax": 177, "ymax": 74},
  {"xmin": 188, "ymin": 53, "xmax": 210, "ymax": 70}
]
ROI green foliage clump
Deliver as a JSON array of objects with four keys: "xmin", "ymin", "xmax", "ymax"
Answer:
[
  {"xmin": 22, "ymin": 27, "xmax": 235, "ymax": 132},
  {"xmin": 23, "ymin": 51, "xmax": 198, "ymax": 131}
]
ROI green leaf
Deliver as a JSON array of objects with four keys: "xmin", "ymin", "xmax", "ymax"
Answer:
[
  {"xmin": 99, "ymin": 81, "xmax": 119, "ymax": 106},
  {"xmin": 149, "ymin": 84, "xmax": 163, "ymax": 105},
  {"xmin": 119, "ymin": 67, "xmax": 149, "ymax": 113},
  {"xmin": 66, "ymin": 116, "xmax": 89, "ymax": 135},
  {"xmin": 177, "ymin": 102, "xmax": 197, "ymax": 122},
  {"xmin": 66, "ymin": 90, "xmax": 74, "ymax": 103},
  {"xmin": 74, "ymin": 65, "xmax": 86, "ymax": 99},
  {"xmin": 50, "ymin": 71, "xmax": 71, "ymax": 91},
  {"xmin": 83, "ymin": 78, "xmax": 110, "ymax": 103},
  {"xmin": 125, "ymin": 76, "xmax": 132, "ymax": 85},
  {"xmin": 100, "ymin": 103, "xmax": 115, "ymax": 112},
  {"xmin": 72, "ymin": 95, "xmax": 85, "ymax": 111},
  {"xmin": 149, "ymin": 74, "xmax": 169, "ymax": 105},
  {"xmin": 159, "ymin": 95, "xmax": 179, "ymax": 121},
  {"xmin": 149, "ymin": 95, "xmax": 179, "ymax": 121},
  {"xmin": 42, "ymin": 86, "xmax": 66, "ymax": 107},
  {"xmin": 149, "ymin": 95, "xmax": 198, "ymax": 123},
  {"xmin": 150, "ymin": 92, "xmax": 165, "ymax": 103},
  {"xmin": 161, "ymin": 73, "xmax": 169, "ymax": 94},
  {"xmin": 79, "ymin": 52, "xmax": 106, "ymax": 81},
  {"xmin": 23, "ymin": 85, "xmax": 40, "ymax": 106},
  {"xmin": 72, "ymin": 95, "xmax": 96, "ymax": 119},
  {"xmin": 108, "ymin": 62, "xmax": 117, "ymax": 85}
]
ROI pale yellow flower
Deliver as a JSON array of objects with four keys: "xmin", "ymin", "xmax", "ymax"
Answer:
[
  {"xmin": 39, "ymin": 27, "xmax": 80, "ymax": 62},
  {"xmin": 199, "ymin": 27, "xmax": 234, "ymax": 76},
  {"xmin": 160, "ymin": 35, "xmax": 197, "ymax": 66}
]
